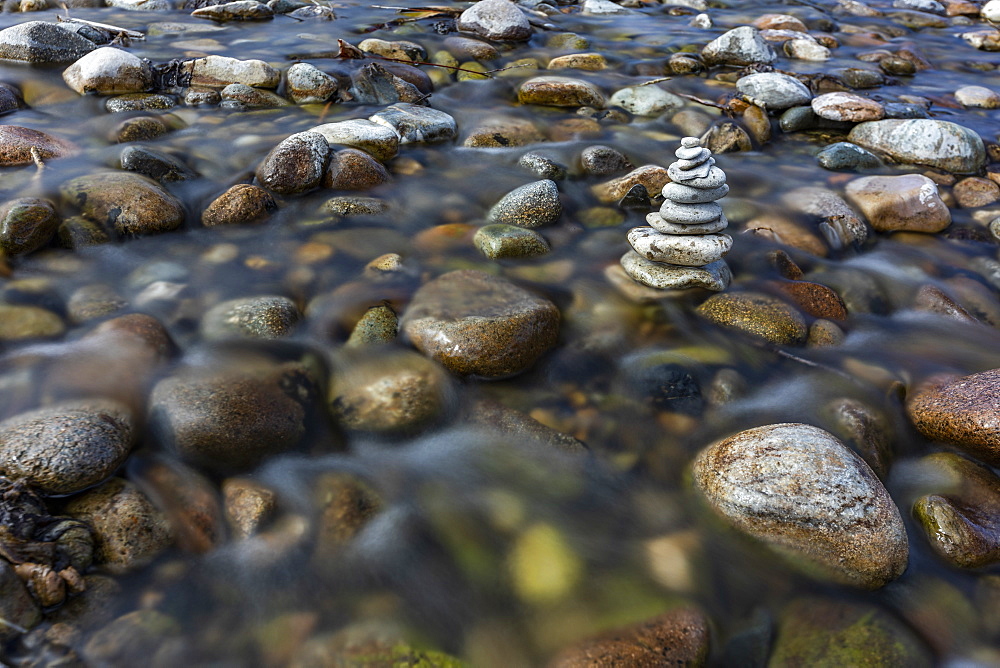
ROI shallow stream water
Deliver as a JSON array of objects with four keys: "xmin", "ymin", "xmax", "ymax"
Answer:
[{"xmin": 1, "ymin": 0, "xmax": 1000, "ymax": 665}]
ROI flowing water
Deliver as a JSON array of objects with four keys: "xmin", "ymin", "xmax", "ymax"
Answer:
[{"xmin": 1, "ymin": 0, "xmax": 1000, "ymax": 665}]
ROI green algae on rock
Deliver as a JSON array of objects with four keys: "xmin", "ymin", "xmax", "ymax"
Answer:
[{"xmin": 769, "ymin": 598, "xmax": 932, "ymax": 667}]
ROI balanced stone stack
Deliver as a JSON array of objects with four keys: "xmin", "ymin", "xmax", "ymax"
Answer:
[{"xmin": 621, "ymin": 137, "xmax": 732, "ymax": 292}]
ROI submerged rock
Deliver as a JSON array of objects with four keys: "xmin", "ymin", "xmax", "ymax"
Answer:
[
  {"xmin": 200, "ymin": 295, "xmax": 300, "ymax": 340},
  {"xmin": 0, "ymin": 400, "xmax": 133, "ymax": 495},
  {"xmin": 401, "ymin": 269, "xmax": 560, "ymax": 378},
  {"xmin": 0, "ymin": 198, "xmax": 60, "ymax": 255},
  {"xmin": 701, "ymin": 26, "xmax": 776, "ymax": 66},
  {"xmin": 474, "ymin": 224, "xmax": 550, "ymax": 259},
  {"xmin": 61, "ymin": 172, "xmax": 185, "ymax": 236},
  {"xmin": 696, "ymin": 292, "xmax": 807, "ymax": 345},
  {"xmin": 0, "ymin": 125, "xmax": 78, "ymax": 167},
  {"xmin": 692, "ymin": 423, "xmax": 909, "ymax": 589},
  {"xmin": 329, "ymin": 348, "xmax": 454, "ymax": 434},
  {"xmin": 201, "ymin": 184, "xmax": 275, "ymax": 226},
  {"xmin": 518, "ymin": 76, "xmax": 606, "ymax": 108},
  {"xmin": 912, "ymin": 452, "xmax": 1000, "ymax": 568},
  {"xmin": 845, "ymin": 174, "xmax": 951, "ymax": 233},
  {"xmin": 769, "ymin": 598, "xmax": 931, "ymax": 667},
  {"xmin": 549, "ymin": 607, "xmax": 710, "ymax": 667}
]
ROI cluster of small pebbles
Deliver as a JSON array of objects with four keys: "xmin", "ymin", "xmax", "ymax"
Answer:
[{"xmin": 0, "ymin": 0, "xmax": 999, "ymax": 664}]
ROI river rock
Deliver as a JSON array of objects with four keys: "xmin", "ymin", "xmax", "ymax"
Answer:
[
  {"xmin": 62, "ymin": 47, "xmax": 152, "ymax": 95},
  {"xmin": 0, "ymin": 400, "xmax": 133, "ymax": 495},
  {"xmin": 592, "ymin": 165, "xmax": 670, "ymax": 203},
  {"xmin": 619, "ymin": 253, "xmax": 731, "ymax": 291},
  {"xmin": 769, "ymin": 598, "xmax": 931, "ymax": 666},
  {"xmin": 286, "ymin": 62, "xmax": 337, "ymax": 104},
  {"xmin": 0, "ymin": 125, "xmax": 78, "ymax": 166},
  {"xmin": 696, "ymin": 292, "xmax": 807, "ymax": 345},
  {"xmin": 309, "ymin": 119, "xmax": 399, "ymax": 162},
  {"xmin": 220, "ymin": 83, "xmax": 288, "ymax": 108},
  {"xmin": 817, "ymin": 142, "xmax": 882, "ymax": 171},
  {"xmin": 66, "ymin": 478, "xmax": 173, "ymax": 573},
  {"xmin": 201, "ymin": 184, "xmax": 275, "ymax": 226},
  {"xmin": 324, "ymin": 148, "xmax": 390, "ymax": 190},
  {"xmin": 189, "ymin": 55, "xmax": 280, "ymax": 88},
  {"xmin": 474, "ymin": 224, "xmax": 549, "ymax": 259},
  {"xmin": 148, "ymin": 358, "xmax": 317, "ymax": 470},
  {"xmin": 912, "ymin": 452, "xmax": 1000, "ymax": 568},
  {"xmin": 401, "ymin": 269, "xmax": 560, "ymax": 378},
  {"xmin": 457, "ymin": 0, "xmax": 532, "ymax": 42},
  {"xmin": 107, "ymin": 0, "xmax": 173, "ymax": 9},
  {"xmin": 847, "ymin": 119, "xmax": 986, "ymax": 174},
  {"xmin": 61, "ymin": 172, "xmax": 185, "ymax": 236},
  {"xmin": 0, "ymin": 21, "xmax": 95, "ymax": 63},
  {"xmin": 953, "ymin": 177, "xmax": 1000, "ymax": 208},
  {"xmin": 701, "ymin": 26, "xmax": 777, "ymax": 66},
  {"xmin": 608, "ymin": 85, "xmax": 684, "ymax": 116},
  {"xmin": 961, "ymin": 29, "xmax": 1000, "ymax": 51},
  {"xmin": 256, "ymin": 131, "xmax": 329, "ymax": 195},
  {"xmin": 781, "ymin": 186, "xmax": 869, "ymax": 248},
  {"xmin": 785, "ymin": 38, "xmax": 831, "ymax": 61},
  {"xmin": 0, "ymin": 197, "xmax": 59, "ymax": 255},
  {"xmin": 200, "ymin": 295, "xmax": 300, "ymax": 340},
  {"xmin": 0, "ymin": 304, "xmax": 65, "ymax": 340},
  {"xmin": 191, "ymin": 0, "xmax": 273, "ymax": 20},
  {"xmin": 954, "ymin": 85, "xmax": 999, "ymax": 109},
  {"xmin": 549, "ymin": 607, "xmax": 710, "ymax": 667},
  {"xmin": 487, "ymin": 179, "xmax": 561, "ymax": 228},
  {"xmin": 736, "ymin": 72, "xmax": 812, "ymax": 110},
  {"xmin": 812, "ymin": 92, "xmax": 884, "ymax": 122},
  {"xmin": 692, "ymin": 423, "xmax": 909, "ymax": 589},
  {"xmin": 0, "ymin": 562, "xmax": 40, "ymax": 641},
  {"xmin": 753, "ymin": 13, "xmax": 807, "ymax": 31},
  {"xmin": 580, "ymin": 145, "xmax": 632, "ymax": 176},
  {"xmin": 519, "ymin": 152, "xmax": 567, "ymax": 180},
  {"xmin": 463, "ymin": 116, "xmax": 543, "ymax": 147},
  {"xmin": 844, "ymin": 174, "xmax": 950, "ymax": 233},
  {"xmin": 518, "ymin": 76, "xmax": 606, "ymax": 108},
  {"xmin": 346, "ymin": 304, "xmax": 398, "ymax": 347},
  {"xmin": 120, "ymin": 145, "xmax": 196, "ymax": 182},
  {"xmin": 628, "ymin": 227, "xmax": 731, "ymax": 266},
  {"xmin": 907, "ymin": 369, "xmax": 1000, "ymax": 465},
  {"xmin": 369, "ymin": 103, "xmax": 456, "ymax": 143},
  {"xmin": 985, "ymin": 0, "xmax": 1000, "ymax": 20},
  {"xmin": 329, "ymin": 348, "xmax": 453, "ymax": 434}
]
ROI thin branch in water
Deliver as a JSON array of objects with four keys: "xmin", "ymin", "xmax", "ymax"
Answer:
[
  {"xmin": 635, "ymin": 76, "xmax": 673, "ymax": 87},
  {"xmin": 675, "ymin": 92, "xmax": 728, "ymax": 111},
  {"xmin": 29, "ymin": 147, "xmax": 45, "ymax": 172},
  {"xmin": 56, "ymin": 15, "xmax": 145, "ymax": 39}
]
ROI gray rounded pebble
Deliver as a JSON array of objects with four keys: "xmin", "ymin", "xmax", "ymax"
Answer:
[
  {"xmin": 487, "ymin": 179, "xmax": 562, "ymax": 228},
  {"xmin": 474, "ymin": 223, "xmax": 550, "ymax": 259},
  {"xmin": 201, "ymin": 295, "xmax": 300, "ymax": 340}
]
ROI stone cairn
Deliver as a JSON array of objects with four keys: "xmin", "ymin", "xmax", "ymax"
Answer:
[{"xmin": 620, "ymin": 137, "xmax": 732, "ymax": 292}]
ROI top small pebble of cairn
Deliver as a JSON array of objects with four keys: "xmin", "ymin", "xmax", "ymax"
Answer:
[{"xmin": 620, "ymin": 137, "xmax": 732, "ymax": 292}]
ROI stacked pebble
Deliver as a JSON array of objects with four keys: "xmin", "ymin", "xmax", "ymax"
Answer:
[{"xmin": 620, "ymin": 137, "xmax": 732, "ymax": 292}]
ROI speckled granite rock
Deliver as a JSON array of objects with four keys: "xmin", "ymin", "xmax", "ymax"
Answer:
[
  {"xmin": 692, "ymin": 423, "xmax": 909, "ymax": 589},
  {"xmin": 907, "ymin": 369, "xmax": 1000, "ymax": 465}
]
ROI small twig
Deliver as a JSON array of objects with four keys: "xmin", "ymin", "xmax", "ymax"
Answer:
[
  {"xmin": 635, "ymin": 76, "xmax": 673, "ymax": 87},
  {"xmin": 0, "ymin": 616, "xmax": 28, "ymax": 634},
  {"xmin": 675, "ymin": 92, "xmax": 728, "ymax": 110},
  {"xmin": 317, "ymin": 100, "xmax": 333, "ymax": 123},
  {"xmin": 29, "ymin": 147, "xmax": 45, "ymax": 172}
]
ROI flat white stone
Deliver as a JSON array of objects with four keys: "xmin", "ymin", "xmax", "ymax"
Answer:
[
  {"xmin": 675, "ymin": 146, "xmax": 706, "ymax": 161},
  {"xmin": 628, "ymin": 227, "xmax": 732, "ymax": 265},
  {"xmin": 621, "ymin": 251, "xmax": 731, "ymax": 291},
  {"xmin": 660, "ymin": 199, "xmax": 722, "ymax": 224},
  {"xmin": 667, "ymin": 164, "xmax": 726, "ymax": 189},
  {"xmin": 662, "ymin": 182, "xmax": 729, "ymax": 204},
  {"xmin": 646, "ymin": 211, "xmax": 728, "ymax": 234},
  {"xmin": 681, "ymin": 137, "xmax": 701, "ymax": 148},
  {"xmin": 673, "ymin": 157, "xmax": 714, "ymax": 179}
]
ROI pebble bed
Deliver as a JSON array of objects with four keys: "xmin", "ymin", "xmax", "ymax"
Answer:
[{"xmin": 0, "ymin": 0, "xmax": 998, "ymax": 664}]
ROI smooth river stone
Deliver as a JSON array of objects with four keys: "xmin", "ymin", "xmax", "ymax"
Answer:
[
  {"xmin": 847, "ymin": 119, "xmax": 986, "ymax": 174},
  {"xmin": 666, "ymin": 165, "xmax": 726, "ymax": 189},
  {"xmin": 675, "ymin": 154, "xmax": 714, "ymax": 171},
  {"xmin": 621, "ymin": 251, "xmax": 731, "ymax": 291},
  {"xmin": 906, "ymin": 369, "xmax": 1000, "ymax": 465},
  {"xmin": 646, "ymin": 211, "xmax": 728, "ymax": 235},
  {"xmin": 662, "ymin": 182, "xmax": 729, "ymax": 204},
  {"xmin": 692, "ymin": 423, "xmax": 909, "ymax": 589},
  {"xmin": 628, "ymin": 227, "xmax": 732, "ymax": 266},
  {"xmin": 675, "ymin": 146, "xmax": 710, "ymax": 162},
  {"xmin": 659, "ymin": 199, "xmax": 722, "ymax": 224}
]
